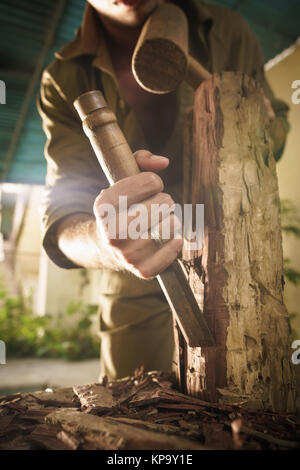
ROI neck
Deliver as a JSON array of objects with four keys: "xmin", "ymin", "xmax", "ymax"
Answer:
[{"xmin": 100, "ymin": 16, "xmax": 142, "ymax": 56}]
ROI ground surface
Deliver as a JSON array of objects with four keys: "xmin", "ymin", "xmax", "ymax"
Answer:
[
  {"xmin": 0, "ymin": 369, "xmax": 299, "ymax": 450},
  {"xmin": 0, "ymin": 358, "xmax": 100, "ymax": 395}
]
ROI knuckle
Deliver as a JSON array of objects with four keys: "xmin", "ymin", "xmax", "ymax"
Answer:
[
  {"xmin": 95, "ymin": 188, "xmax": 109, "ymax": 204},
  {"xmin": 138, "ymin": 266, "xmax": 153, "ymax": 279},
  {"xmin": 163, "ymin": 193, "xmax": 175, "ymax": 207},
  {"xmin": 134, "ymin": 149, "xmax": 151, "ymax": 159},
  {"xmin": 94, "ymin": 190, "xmax": 110, "ymax": 214},
  {"xmin": 146, "ymin": 172, "xmax": 164, "ymax": 192},
  {"xmin": 94, "ymin": 206, "xmax": 106, "ymax": 221}
]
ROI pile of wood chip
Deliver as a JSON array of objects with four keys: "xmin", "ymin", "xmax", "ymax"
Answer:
[{"xmin": 0, "ymin": 369, "xmax": 299, "ymax": 450}]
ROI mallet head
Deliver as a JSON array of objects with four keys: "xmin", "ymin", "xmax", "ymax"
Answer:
[{"xmin": 132, "ymin": 3, "xmax": 189, "ymax": 94}]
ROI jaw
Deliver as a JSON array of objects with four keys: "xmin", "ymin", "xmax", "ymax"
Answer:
[{"xmin": 90, "ymin": 0, "xmax": 161, "ymax": 28}]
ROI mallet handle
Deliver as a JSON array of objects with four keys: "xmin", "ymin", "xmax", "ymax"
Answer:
[{"xmin": 187, "ymin": 56, "xmax": 212, "ymax": 90}]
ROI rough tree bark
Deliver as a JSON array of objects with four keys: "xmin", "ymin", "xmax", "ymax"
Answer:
[{"xmin": 180, "ymin": 71, "xmax": 297, "ymax": 412}]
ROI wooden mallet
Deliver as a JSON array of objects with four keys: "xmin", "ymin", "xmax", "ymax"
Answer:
[{"xmin": 132, "ymin": 3, "xmax": 211, "ymax": 93}]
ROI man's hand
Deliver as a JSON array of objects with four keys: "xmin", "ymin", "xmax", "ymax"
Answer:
[
  {"xmin": 57, "ymin": 150, "xmax": 183, "ymax": 279},
  {"xmin": 93, "ymin": 150, "xmax": 183, "ymax": 279}
]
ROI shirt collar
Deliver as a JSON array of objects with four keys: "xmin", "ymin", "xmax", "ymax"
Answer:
[
  {"xmin": 55, "ymin": 4, "xmax": 107, "ymax": 59},
  {"xmin": 55, "ymin": 3, "xmax": 116, "ymax": 81},
  {"xmin": 191, "ymin": 0, "xmax": 213, "ymax": 26},
  {"xmin": 189, "ymin": 0, "xmax": 214, "ymax": 46}
]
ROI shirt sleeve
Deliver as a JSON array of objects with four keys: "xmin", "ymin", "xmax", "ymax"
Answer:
[
  {"xmin": 225, "ymin": 10, "xmax": 290, "ymax": 160},
  {"xmin": 37, "ymin": 67, "xmax": 108, "ymax": 268}
]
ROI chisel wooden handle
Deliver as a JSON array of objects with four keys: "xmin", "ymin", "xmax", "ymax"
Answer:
[
  {"xmin": 74, "ymin": 91, "xmax": 140, "ymax": 183},
  {"xmin": 74, "ymin": 90, "xmax": 215, "ymax": 347}
]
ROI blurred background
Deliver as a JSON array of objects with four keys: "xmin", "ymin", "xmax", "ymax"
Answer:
[{"xmin": 0, "ymin": 0, "xmax": 299, "ymax": 395}]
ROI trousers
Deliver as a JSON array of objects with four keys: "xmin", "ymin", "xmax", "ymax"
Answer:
[{"xmin": 97, "ymin": 269, "xmax": 175, "ymax": 380}]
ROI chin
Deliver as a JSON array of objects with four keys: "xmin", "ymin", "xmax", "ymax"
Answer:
[{"xmin": 113, "ymin": 0, "xmax": 159, "ymax": 27}]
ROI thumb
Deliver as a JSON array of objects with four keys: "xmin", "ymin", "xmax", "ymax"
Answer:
[{"xmin": 133, "ymin": 150, "xmax": 169, "ymax": 172}]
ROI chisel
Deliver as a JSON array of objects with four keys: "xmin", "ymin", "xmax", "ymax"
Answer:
[{"xmin": 74, "ymin": 90, "xmax": 214, "ymax": 347}]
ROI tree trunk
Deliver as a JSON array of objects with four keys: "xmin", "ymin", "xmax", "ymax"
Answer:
[{"xmin": 181, "ymin": 71, "xmax": 297, "ymax": 412}]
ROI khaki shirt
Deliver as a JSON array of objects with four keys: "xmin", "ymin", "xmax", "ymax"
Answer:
[{"xmin": 37, "ymin": 1, "xmax": 290, "ymax": 379}]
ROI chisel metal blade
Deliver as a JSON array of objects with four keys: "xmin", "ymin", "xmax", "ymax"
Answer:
[{"xmin": 158, "ymin": 259, "xmax": 215, "ymax": 347}]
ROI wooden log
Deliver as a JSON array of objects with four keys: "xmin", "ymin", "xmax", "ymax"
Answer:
[
  {"xmin": 182, "ymin": 71, "xmax": 297, "ymax": 412},
  {"xmin": 46, "ymin": 408, "xmax": 207, "ymax": 450},
  {"xmin": 73, "ymin": 383, "xmax": 117, "ymax": 414}
]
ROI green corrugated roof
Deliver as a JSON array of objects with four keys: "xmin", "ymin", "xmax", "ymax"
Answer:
[
  {"xmin": 0, "ymin": 0, "xmax": 85, "ymax": 184},
  {"xmin": 0, "ymin": 0, "xmax": 299, "ymax": 184}
]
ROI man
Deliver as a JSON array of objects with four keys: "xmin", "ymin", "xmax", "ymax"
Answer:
[{"xmin": 38, "ymin": 0, "xmax": 289, "ymax": 380}]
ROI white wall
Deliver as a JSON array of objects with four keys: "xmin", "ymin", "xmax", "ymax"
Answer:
[{"xmin": 266, "ymin": 42, "xmax": 300, "ymax": 337}]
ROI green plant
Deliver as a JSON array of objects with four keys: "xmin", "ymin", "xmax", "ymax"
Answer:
[
  {"xmin": 0, "ymin": 286, "xmax": 99, "ymax": 360},
  {"xmin": 281, "ymin": 199, "xmax": 300, "ymax": 238}
]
